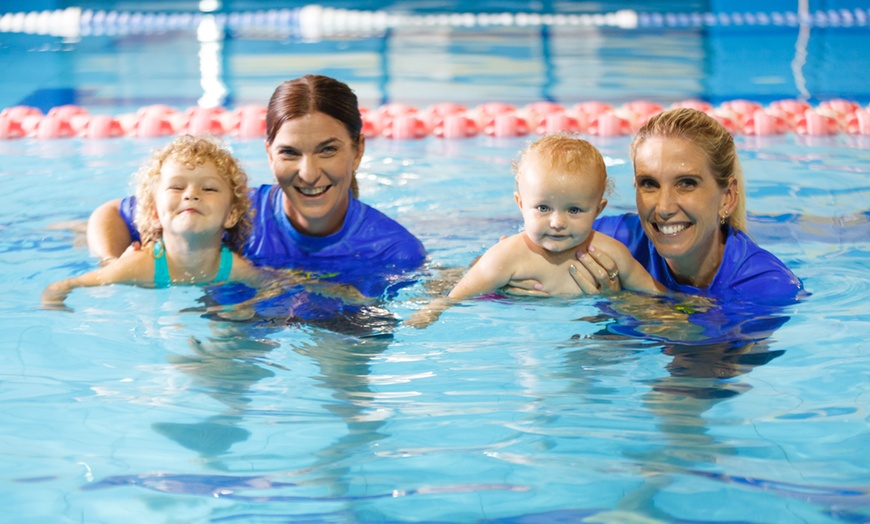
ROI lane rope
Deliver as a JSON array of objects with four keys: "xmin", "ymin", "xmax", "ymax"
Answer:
[
  {"xmin": 1, "ymin": 6, "xmax": 868, "ymax": 39},
  {"xmin": 2, "ymin": 99, "xmax": 869, "ymax": 139}
]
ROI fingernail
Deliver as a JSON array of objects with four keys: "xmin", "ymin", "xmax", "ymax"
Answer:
[
  {"xmin": 569, "ymin": 264, "xmax": 577, "ymax": 274},
  {"xmin": 577, "ymin": 251, "xmax": 586, "ymax": 259},
  {"xmin": 588, "ymin": 245, "xmax": 596, "ymax": 253},
  {"xmin": 535, "ymin": 283, "xmax": 543, "ymax": 290}
]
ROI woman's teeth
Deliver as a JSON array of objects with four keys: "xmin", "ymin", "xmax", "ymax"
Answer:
[
  {"xmin": 658, "ymin": 223, "xmax": 687, "ymax": 235},
  {"xmin": 298, "ymin": 186, "xmax": 329, "ymax": 196}
]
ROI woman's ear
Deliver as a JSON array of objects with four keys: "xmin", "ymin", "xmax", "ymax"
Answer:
[
  {"xmin": 721, "ymin": 177, "xmax": 739, "ymax": 217},
  {"xmin": 353, "ymin": 135, "xmax": 366, "ymax": 171},
  {"xmin": 264, "ymin": 139, "xmax": 274, "ymax": 164}
]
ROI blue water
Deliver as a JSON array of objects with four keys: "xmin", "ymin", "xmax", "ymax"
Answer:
[{"xmin": 3, "ymin": 2, "xmax": 870, "ymax": 523}]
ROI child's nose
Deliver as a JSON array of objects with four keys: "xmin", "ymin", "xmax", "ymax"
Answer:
[{"xmin": 550, "ymin": 213, "xmax": 566, "ymax": 229}]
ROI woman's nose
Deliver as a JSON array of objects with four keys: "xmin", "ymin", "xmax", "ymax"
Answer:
[
  {"xmin": 655, "ymin": 187, "xmax": 678, "ymax": 218},
  {"xmin": 297, "ymin": 155, "xmax": 318, "ymax": 181}
]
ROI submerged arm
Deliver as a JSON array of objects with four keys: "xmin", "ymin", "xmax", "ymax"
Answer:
[{"xmin": 209, "ymin": 258, "xmax": 376, "ymax": 321}]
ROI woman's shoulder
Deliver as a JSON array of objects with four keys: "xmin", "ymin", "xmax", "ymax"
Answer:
[
  {"xmin": 723, "ymin": 230, "xmax": 805, "ymax": 303},
  {"xmin": 355, "ymin": 201, "xmax": 425, "ymax": 245}
]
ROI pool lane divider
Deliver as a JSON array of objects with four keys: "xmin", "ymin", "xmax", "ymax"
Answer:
[
  {"xmin": 2, "ymin": 99, "xmax": 869, "ymax": 140},
  {"xmin": 2, "ymin": 7, "xmax": 869, "ymax": 39}
]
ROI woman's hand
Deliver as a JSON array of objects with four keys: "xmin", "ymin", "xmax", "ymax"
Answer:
[
  {"xmin": 570, "ymin": 245, "xmax": 623, "ymax": 294},
  {"xmin": 500, "ymin": 278, "xmax": 549, "ymax": 297}
]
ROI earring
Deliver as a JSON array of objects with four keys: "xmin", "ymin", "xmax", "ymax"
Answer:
[{"xmin": 719, "ymin": 212, "xmax": 728, "ymax": 225}]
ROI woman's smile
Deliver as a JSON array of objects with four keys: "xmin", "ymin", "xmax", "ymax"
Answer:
[{"xmin": 296, "ymin": 184, "xmax": 332, "ymax": 197}]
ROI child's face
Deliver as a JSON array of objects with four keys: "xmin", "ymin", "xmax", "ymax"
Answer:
[
  {"xmin": 154, "ymin": 159, "xmax": 238, "ymax": 239},
  {"xmin": 515, "ymin": 157, "xmax": 606, "ymax": 254}
]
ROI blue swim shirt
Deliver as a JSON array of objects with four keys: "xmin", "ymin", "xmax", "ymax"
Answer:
[{"xmin": 593, "ymin": 213, "xmax": 804, "ymax": 306}]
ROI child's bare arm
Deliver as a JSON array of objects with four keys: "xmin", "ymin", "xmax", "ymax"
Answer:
[
  {"xmin": 407, "ymin": 240, "xmax": 516, "ymax": 329},
  {"xmin": 41, "ymin": 251, "xmax": 153, "ymax": 308}
]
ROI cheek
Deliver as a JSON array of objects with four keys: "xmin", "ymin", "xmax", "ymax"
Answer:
[{"xmin": 635, "ymin": 192, "xmax": 654, "ymax": 212}]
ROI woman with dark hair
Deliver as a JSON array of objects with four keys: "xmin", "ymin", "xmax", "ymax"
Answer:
[{"xmin": 87, "ymin": 75, "xmax": 425, "ymax": 298}]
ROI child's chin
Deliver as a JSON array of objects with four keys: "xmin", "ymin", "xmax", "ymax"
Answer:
[{"xmin": 541, "ymin": 240, "xmax": 577, "ymax": 253}]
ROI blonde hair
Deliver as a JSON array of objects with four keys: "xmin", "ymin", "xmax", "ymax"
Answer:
[
  {"xmin": 133, "ymin": 135, "xmax": 252, "ymax": 252},
  {"xmin": 514, "ymin": 133, "xmax": 612, "ymax": 195},
  {"xmin": 630, "ymin": 108, "xmax": 747, "ymax": 234}
]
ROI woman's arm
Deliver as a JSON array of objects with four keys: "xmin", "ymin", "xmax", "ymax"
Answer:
[{"xmin": 87, "ymin": 199, "xmax": 134, "ymax": 263}]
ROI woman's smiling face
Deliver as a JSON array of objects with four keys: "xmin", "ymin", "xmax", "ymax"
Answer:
[
  {"xmin": 266, "ymin": 111, "xmax": 364, "ymax": 236},
  {"xmin": 633, "ymin": 135, "xmax": 737, "ymax": 286}
]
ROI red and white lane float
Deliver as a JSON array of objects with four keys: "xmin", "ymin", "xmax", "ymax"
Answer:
[{"xmin": 1, "ymin": 98, "xmax": 868, "ymax": 139}]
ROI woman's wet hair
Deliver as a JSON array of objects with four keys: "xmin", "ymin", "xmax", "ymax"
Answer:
[
  {"xmin": 266, "ymin": 75, "xmax": 363, "ymax": 197},
  {"xmin": 630, "ymin": 108, "xmax": 747, "ymax": 233}
]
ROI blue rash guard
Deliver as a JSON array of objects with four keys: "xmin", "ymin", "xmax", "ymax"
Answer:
[
  {"xmin": 591, "ymin": 213, "xmax": 804, "ymax": 346},
  {"xmin": 118, "ymin": 184, "xmax": 426, "ymax": 321},
  {"xmin": 593, "ymin": 213, "xmax": 804, "ymax": 306}
]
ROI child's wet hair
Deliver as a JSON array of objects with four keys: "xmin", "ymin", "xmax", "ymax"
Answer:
[
  {"xmin": 133, "ymin": 134, "xmax": 252, "ymax": 252},
  {"xmin": 513, "ymin": 133, "xmax": 613, "ymax": 195}
]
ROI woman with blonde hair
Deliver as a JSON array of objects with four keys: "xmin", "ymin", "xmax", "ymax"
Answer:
[{"xmin": 571, "ymin": 107, "xmax": 803, "ymax": 305}]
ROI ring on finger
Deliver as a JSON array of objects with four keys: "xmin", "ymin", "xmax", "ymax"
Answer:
[{"xmin": 608, "ymin": 269, "xmax": 619, "ymax": 281}]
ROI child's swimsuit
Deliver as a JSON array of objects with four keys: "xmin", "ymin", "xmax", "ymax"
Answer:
[{"xmin": 152, "ymin": 239, "xmax": 233, "ymax": 289}]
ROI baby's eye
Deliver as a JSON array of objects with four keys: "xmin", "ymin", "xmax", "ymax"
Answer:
[
  {"xmin": 536, "ymin": 205, "xmax": 550, "ymax": 213},
  {"xmin": 203, "ymin": 187, "xmax": 218, "ymax": 192},
  {"xmin": 568, "ymin": 207, "xmax": 583, "ymax": 215}
]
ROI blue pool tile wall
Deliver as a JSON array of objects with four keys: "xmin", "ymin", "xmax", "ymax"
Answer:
[{"xmin": 1, "ymin": 1, "xmax": 869, "ymax": 113}]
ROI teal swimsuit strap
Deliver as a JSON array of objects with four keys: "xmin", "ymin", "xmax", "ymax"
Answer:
[
  {"xmin": 212, "ymin": 245, "xmax": 233, "ymax": 284},
  {"xmin": 153, "ymin": 240, "xmax": 232, "ymax": 288},
  {"xmin": 152, "ymin": 239, "xmax": 171, "ymax": 289}
]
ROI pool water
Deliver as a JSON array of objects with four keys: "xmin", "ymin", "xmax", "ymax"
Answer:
[
  {"xmin": 3, "ymin": 2, "xmax": 870, "ymax": 523},
  {"xmin": 3, "ymin": 131, "xmax": 869, "ymax": 523}
]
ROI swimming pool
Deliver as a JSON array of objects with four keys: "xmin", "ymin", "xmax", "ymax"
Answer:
[{"xmin": 3, "ymin": 2, "xmax": 870, "ymax": 523}]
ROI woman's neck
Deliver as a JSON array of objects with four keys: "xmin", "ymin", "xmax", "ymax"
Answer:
[
  {"xmin": 668, "ymin": 233, "xmax": 726, "ymax": 289},
  {"xmin": 282, "ymin": 196, "xmax": 348, "ymax": 237}
]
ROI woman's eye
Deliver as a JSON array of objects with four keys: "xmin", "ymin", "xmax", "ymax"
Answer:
[
  {"xmin": 677, "ymin": 178, "xmax": 698, "ymax": 189},
  {"xmin": 636, "ymin": 178, "xmax": 656, "ymax": 189},
  {"xmin": 320, "ymin": 146, "xmax": 338, "ymax": 155}
]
